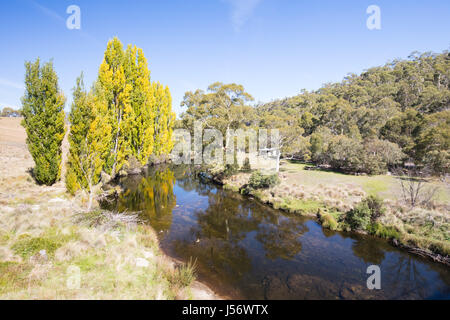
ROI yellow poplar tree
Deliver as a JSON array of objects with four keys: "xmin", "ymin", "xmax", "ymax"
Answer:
[
  {"xmin": 124, "ymin": 45, "xmax": 156, "ymax": 165},
  {"xmin": 97, "ymin": 37, "xmax": 132, "ymax": 176},
  {"xmin": 153, "ymin": 82, "xmax": 175, "ymax": 155}
]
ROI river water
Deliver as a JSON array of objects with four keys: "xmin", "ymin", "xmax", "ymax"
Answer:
[{"xmin": 103, "ymin": 165, "xmax": 450, "ymax": 299}]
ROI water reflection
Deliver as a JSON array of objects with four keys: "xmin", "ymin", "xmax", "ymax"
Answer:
[
  {"xmin": 114, "ymin": 166, "xmax": 176, "ymax": 234},
  {"xmin": 105, "ymin": 165, "xmax": 450, "ymax": 300}
]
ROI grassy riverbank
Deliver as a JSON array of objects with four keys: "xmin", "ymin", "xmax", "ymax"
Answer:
[
  {"xmin": 0, "ymin": 117, "xmax": 218, "ymax": 300},
  {"xmin": 218, "ymin": 160, "xmax": 449, "ymax": 264}
]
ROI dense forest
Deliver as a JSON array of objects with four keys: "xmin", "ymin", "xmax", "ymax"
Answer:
[{"xmin": 179, "ymin": 51, "xmax": 450, "ymax": 176}]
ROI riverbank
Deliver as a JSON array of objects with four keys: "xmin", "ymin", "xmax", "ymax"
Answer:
[
  {"xmin": 203, "ymin": 161, "xmax": 449, "ymax": 266},
  {"xmin": 0, "ymin": 117, "xmax": 222, "ymax": 300}
]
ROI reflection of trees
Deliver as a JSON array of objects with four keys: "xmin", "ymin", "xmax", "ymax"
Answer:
[
  {"xmin": 351, "ymin": 236, "xmax": 386, "ymax": 265},
  {"xmin": 116, "ymin": 167, "xmax": 176, "ymax": 233},
  {"xmin": 384, "ymin": 256, "xmax": 430, "ymax": 299},
  {"xmin": 195, "ymin": 190, "xmax": 260, "ymax": 242},
  {"xmin": 172, "ymin": 185, "xmax": 311, "ymax": 284},
  {"xmin": 170, "ymin": 165, "xmax": 198, "ymax": 192},
  {"xmin": 173, "ymin": 238, "xmax": 252, "ymax": 285},
  {"xmin": 175, "ymin": 190, "xmax": 258, "ymax": 283},
  {"xmin": 256, "ymin": 217, "xmax": 307, "ymax": 260},
  {"xmin": 350, "ymin": 234, "xmax": 450, "ymax": 299},
  {"xmin": 384, "ymin": 255, "xmax": 450, "ymax": 299}
]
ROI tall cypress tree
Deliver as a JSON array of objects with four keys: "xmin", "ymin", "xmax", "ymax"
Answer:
[{"xmin": 21, "ymin": 58, "xmax": 66, "ymax": 185}]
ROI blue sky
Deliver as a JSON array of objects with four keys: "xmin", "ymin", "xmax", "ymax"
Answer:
[{"xmin": 0, "ymin": 0, "xmax": 449, "ymax": 115}]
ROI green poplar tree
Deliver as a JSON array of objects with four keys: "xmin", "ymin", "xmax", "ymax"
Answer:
[
  {"xmin": 21, "ymin": 58, "xmax": 66, "ymax": 185},
  {"xmin": 66, "ymin": 74, "xmax": 110, "ymax": 209}
]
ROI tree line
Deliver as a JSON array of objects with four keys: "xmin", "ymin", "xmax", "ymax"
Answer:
[
  {"xmin": 0, "ymin": 107, "xmax": 22, "ymax": 117},
  {"xmin": 21, "ymin": 37, "xmax": 175, "ymax": 208},
  {"xmin": 178, "ymin": 50, "xmax": 449, "ymax": 176}
]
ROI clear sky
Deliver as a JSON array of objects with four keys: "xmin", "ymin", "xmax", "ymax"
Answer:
[{"xmin": 0, "ymin": 0, "xmax": 449, "ymax": 115}]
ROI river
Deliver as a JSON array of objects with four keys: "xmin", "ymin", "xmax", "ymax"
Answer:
[{"xmin": 102, "ymin": 165, "xmax": 450, "ymax": 299}]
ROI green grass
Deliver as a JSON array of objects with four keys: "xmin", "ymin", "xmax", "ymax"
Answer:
[
  {"xmin": 272, "ymin": 198, "xmax": 322, "ymax": 215},
  {"xmin": 168, "ymin": 259, "xmax": 197, "ymax": 288},
  {"xmin": 281, "ymin": 160, "xmax": 449, "ymax": 204},
  {"xmin": 12, "ymin": 228, "xmax": 78, "ymax": 259},
  {"xmin": 367, "ymin": 222, "xmax": 400, "ymax": 240},
  {"xmin": 362, "ymin": 178, "xmax": 390, "ymax": 196}
]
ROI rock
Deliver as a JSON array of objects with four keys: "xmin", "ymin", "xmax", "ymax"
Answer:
[
  {"xmin": 127, "ymin": 168, "xmax": 142, "ymax": 175},
  {"xmin": 39, "ymin": 249, "xmax": 48, "ymax": 260},
  {"xmin": 190, "ymin": 281, "xmax": 221, "ymax": 300},
  {"xmin": 143, "ymin": 250, "xmax": 154, "ymax": 259},
  {"xmin": 100, "ymin": 171, "xmax": 112, "ymax": 185},
  {"xmin": 2, "ymin": 206, "xmax": 15, "ymax": 213},
  {"xmin": 136, "ymin": 257, "xmax": 149, "ymax": 267},
  {"xmin": 30, "ymin": 249, "xmax": 48, "ymax": 264},
  {"xmin": 118, "ymin": 170, "xmax": 128, "ymax": 177}
]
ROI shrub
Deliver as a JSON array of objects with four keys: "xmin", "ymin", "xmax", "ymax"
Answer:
[
  {"xmin": 364, "ymin": 195, "xmax": 386, "ymax": 222},
  {"xmin": 248, "ymin": 171, "xmax": 280, "ymax": 189},
  {"xmin": 346, "ymin": 195, "xmax": 386, "ymax": 230},
  {"xmin": 223, "ymin": 162, "xmax": 239, "ymax": 177},
  {"xmin": 367, "ymin": 222, "xmax": 400, "ymax": 239},
  {"xmin": 12, "ymin": 236, "xmax": 64, "ymax": 258},
  {"xmin": 345, "ymin": 202, "xmax": 371, "ymax": 230},
  {"xmin": 320, "ymin": 213, "xmax": 339, "ymax": 230}
]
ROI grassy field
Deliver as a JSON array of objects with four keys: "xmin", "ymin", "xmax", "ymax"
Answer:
[
  {"xmin": 0, "ymin": 117, "xmax": 220, "ymax": 300},
  {"xmin": 280, "ymin": 161, "xmax": 449, "ymax": 205}
]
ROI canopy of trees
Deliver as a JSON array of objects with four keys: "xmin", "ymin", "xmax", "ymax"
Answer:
[
  {"xmin": 179, "ymin": 51, "xmax": 449, "ymax": 175},
  {"xmin": 66, "ymin": 37, "xmax": 176, "ymax": 200},
  {"xmin": 0, "ymin": 107, "xmax": 22, "ymax": 117}
]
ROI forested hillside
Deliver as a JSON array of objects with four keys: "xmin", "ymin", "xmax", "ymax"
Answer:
[{"xmin": 256, "ymin": 51, "xmax": 449, "ymax": 175}]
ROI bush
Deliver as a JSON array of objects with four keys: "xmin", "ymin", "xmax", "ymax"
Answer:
[
  {"xmin": 364, "ymin": 195, "xmax": 386, "ymax": 222},
  {"xmin": 345, "ymin": 195, "xmax": 386, "ymax": 230},
  {"xmin": 223, "ymin": 162, "xmax": 239, "ymax": 177},
  {"xmin": 345, "ymin": 202, "xmax": 371, "ymax": 230},
  {"xmin": 367, "ymin": 222, "xmax": 400, "ymax": 239},
  {"xmin": 319, "ymin": 212, "xmax": 339, "ymax": 230},
  {"xmin": 248, "ymin": 171, "xmax": 280, "ymax": 189}
]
